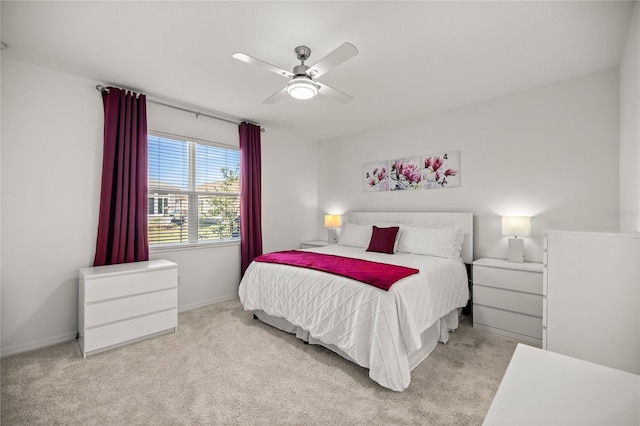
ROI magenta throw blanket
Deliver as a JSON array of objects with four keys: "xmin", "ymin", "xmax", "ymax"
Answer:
[{"xmin": 253, "ymin": 250, "xmax": 419, "ymax": 291}]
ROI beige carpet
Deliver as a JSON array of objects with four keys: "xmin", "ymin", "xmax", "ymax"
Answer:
[{"xmin": 1, "ymin": 299, "xmax": 520, "ymax": 425}]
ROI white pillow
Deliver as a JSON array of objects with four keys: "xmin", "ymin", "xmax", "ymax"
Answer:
[
  {"xmin": 337, "ymin": 223, "xmax": 372, "ymax": 248},
  {"xmin": 397, "ymin": 225, "xmax": 464, "ymax": 258}
]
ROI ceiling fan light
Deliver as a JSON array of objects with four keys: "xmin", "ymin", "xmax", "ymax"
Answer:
[{"xmin": 286, "ymin": 77, "xmax": 318, "ymax": 100}]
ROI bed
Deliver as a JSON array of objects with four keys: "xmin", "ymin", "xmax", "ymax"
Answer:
[{"xmin": 238, "ymin": 212, "xmax": 472, "ymax": 391}]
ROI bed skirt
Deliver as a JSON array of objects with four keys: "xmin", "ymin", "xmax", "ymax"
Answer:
[{"xmin": 252, "ymin": 308, "xmax": 462, "ymax": 386}]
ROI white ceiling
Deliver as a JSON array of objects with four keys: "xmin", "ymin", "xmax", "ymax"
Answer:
[{"xmin": 1, "ymin": 1, "xmax": 635, "ymax": 141}]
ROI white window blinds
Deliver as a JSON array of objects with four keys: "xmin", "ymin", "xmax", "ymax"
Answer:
[{"xmin": 148, "ymin": 133, "xmax": 240, "ymax": 247}]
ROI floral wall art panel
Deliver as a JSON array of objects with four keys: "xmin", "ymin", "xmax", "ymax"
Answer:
[
  {"xmin": 390, "ymin": 156, "xmax": 421, "ymax": 190},
  {"xmin": 422, "ymin": 151, "xmax": 460, "ymax": 189},
  {"xmin": 363, "ymin": 161, "xmax": 389, "ymax": 192}
]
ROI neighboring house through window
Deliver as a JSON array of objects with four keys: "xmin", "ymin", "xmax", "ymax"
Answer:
[
  {"xmin": 148, "ymin": 132, "xmax": 240, "ymax": 247},
  {"xmin": 148, "ymin": 197, "xmax": 169, "ymax": 215}
]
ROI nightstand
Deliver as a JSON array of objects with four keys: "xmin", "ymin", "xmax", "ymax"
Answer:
[
  {"xmin": 300, "ymin": 240, "xmax": 332, "ymax": 249},
  {"xmin": 472, "ymin": 257, "xmax": 543, "ymax": 346}
]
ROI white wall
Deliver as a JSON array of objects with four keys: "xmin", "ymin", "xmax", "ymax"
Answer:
[
  {"xmin": 1, "ymin": 58, "xmax": 102, "ymax": 356},
  {"xmin": 0, "ymin": 57, "xmax": 318, "ymax": 356},
  {"xmin": 318, "ymin": 69, "xmax": 620, "ymax": 263},
  {"xmin": 261, "ymin": 126, "xmax": 319, "ymax": 253},
  {"xmin": 619, "ymin": 2, "xmax": 640, "ymax": 233}
]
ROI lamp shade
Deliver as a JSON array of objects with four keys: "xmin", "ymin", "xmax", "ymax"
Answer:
[
  {"xmin": 502, "ymin": 216, "xmax": 531, "ymax": 237},
  {"xmin": 324, "ymin": 214, "xmax": 341, "ymax": 228}
]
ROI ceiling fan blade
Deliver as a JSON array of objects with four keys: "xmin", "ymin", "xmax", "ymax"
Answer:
[
  {"xmin": 263, "ymin": 87, "xmax": 288, "ymax": 104},
  {"xmin": 316, "ymin": 82, "xmax": 354, "ymax": 104},
  {"xmin": 232, "ymin": 52, "xmax": 294, "ymax": 79},
  {"xmin": 306, "ymin": 42, "xmax": 359, "ymax": 78}
]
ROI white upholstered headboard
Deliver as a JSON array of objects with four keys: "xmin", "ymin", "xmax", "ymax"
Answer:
[{"xmin": 347, "ymin": 211, "xmax": 474, "ymax": 264}]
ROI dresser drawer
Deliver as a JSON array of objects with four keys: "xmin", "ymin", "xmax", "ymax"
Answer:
[
  {"xmin": 474, "ymin": 285, "xmax": 542, "ymax": 317},
  {"xmin": 83, "ymin": 308, "xmax": 177, "ymax": 355},
  {"xmin": 84, "ymin": 268, "xmax": 177, "ymax": 303},
  {"xmin": 474, "ymin": 265, "xmax": 542, "ymax": 294},
  {"xmin": 474, "ymin": 305, "xmax": 542, "ymax": 339},
  {"xmin": 84, "ymin": 288, "xmax": 177, "ymax": 328}
]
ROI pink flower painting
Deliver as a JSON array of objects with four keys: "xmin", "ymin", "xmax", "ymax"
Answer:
[
  {"xmin": 363, "ymin": 161, "xmax": 389, "ymax": 192},
  {"xmin": 390, "ymin": 157, "xmax": 421, "ymax": 190},
  {"xmin": 422, "ymin": 151, "xmax": 460, "ymax": 189}
]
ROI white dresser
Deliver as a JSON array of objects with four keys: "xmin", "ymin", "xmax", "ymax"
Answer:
[
  {"xmin": 79, "ymin": 259, "xmax": 178, "ymax": 357},
  {"xmin": 544, "ymin": 231, "xmax": 639, "ymax": 374},
  {"xmin": 473, "ymin": 258, "xmax": 544, "ymax": 346}
]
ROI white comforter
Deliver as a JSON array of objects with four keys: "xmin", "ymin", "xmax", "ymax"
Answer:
[{"xmin": 238, "ymin": 245, "xmax": 469, "ymax": 391}]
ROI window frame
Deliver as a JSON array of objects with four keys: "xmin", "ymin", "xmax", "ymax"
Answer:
[{"xmin": 147, "ymin": 130, "xmax": 241, "ymax": 252}]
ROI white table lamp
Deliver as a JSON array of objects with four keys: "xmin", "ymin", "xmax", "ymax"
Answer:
[
  {"xmin": 502, "ymin": 216, "xmax": 530, "ymax": 262},
  {"xmin": 325, "ymin": 214, "xmax": 341, "ymax": 243}
]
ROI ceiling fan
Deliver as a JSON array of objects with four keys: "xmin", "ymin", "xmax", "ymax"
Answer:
[{"xmin": 232, "ymin": 42, "xmax": 359, "ymax": 104}]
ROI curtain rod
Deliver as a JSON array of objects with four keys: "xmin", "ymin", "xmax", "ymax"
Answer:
[{"xmin": 95, "ymin": 85, "xmax": 264, "ymax": 131}]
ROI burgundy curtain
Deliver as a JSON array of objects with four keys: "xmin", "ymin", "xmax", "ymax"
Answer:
[
  {"xmin": 239, "ymin": 122, "xmax": 263, "ymax": 276},
  {"xmin": 93, "ymin": 87, "xmax": 149, "ymax": 266}
]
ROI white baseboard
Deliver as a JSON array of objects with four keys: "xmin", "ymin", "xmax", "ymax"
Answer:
[
  {"xmin": 177, "ymin": 293, "xmax": 239, "ymax": 313},
  {"xmin": 1, "ymin": 331, "xmax": 79, "ymax": 358},
  {"xmin": 1, "ymin": 294, "xmax": 240, "ymax": 358}
]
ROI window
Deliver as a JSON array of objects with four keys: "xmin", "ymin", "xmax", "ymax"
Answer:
[{"xmin": 148, "ymin": 133, "xmax": 240, "ymax": 247}]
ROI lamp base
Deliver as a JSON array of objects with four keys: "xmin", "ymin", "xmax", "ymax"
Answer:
[
  {"xmin": 507, "ymin": 238, "xmax": 525, "ymax": 262},
  {"xmin": 327, "ymin": 228, "xmax": 338, "ymax": 243}
]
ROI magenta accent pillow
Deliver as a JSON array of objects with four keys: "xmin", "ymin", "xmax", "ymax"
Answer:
[{"xmin": 366, "ymin": 226, "xmax": 400, "ymax": 254}]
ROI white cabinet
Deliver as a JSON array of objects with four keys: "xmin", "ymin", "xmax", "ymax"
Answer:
[
  {"xmin": 543, "ymin": 231, "xmax": 640, "ymax": 374},
  {"xmin": 473, "ymin": 258, "xmax": 544, "ymax": 346},
  {"xmin": 79, "ymin": 259, "xmax": 178, "ymax": 357}
]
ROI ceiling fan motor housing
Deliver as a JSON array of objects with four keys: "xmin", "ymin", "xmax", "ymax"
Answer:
[{"xmin": 293, "ymin": 64, "xmax": 310, "ymax": 76}]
